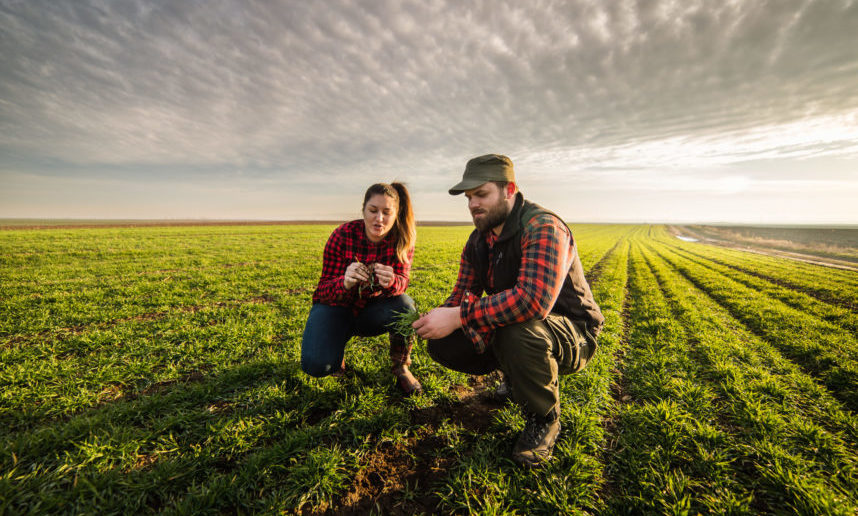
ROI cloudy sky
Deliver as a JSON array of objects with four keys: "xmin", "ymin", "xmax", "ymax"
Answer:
[{"xmin": 2, "ymin": 0, "xmax": 857, "ymax": 223}]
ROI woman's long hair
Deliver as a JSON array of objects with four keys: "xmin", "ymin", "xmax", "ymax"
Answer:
[{"xmin": 362, "ymin": 182, "xmax": 416, "ymax": 264}]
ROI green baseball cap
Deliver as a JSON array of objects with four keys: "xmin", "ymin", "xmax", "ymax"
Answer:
[{"xmin": 448, "ymin": 154, "xmax": 515, "ymax": 195}]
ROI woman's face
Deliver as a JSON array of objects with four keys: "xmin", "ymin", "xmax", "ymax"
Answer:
[{"xmin": 363, "ymin": 193, "xmax": 397, "ymax": 242}]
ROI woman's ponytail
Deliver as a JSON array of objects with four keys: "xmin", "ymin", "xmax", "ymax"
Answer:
[{"xmin": 390, "ymin": 182, "xmax": 416, "ymax": 264}]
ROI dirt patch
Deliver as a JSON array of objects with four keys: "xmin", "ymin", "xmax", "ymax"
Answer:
[
  {"xmin": 97, "ymin": 383, "xmax": 126, "ymax": 403},
  {"xmin": 331, "ymin": 429, "xmax": 449, "ymax": 515},
  {"xmin": 85, "ymin": 368, "xmax": 214, "ymax": 413},
  {"xmin": 127, "ymin": 451, "xmax": 163, "ymax": 472},
  {"xmin": 223, "ymin": 261, "xmax": 257, "ymax": 268},
  {"xmin": 412, "ymin": 376, "xmax": 503, "ymax": 434},
  {"xmin": 326, "ymin": 374, "xmax": 505, "ymax": 515},
  {"xmin": 248, "ymin": 294, "xmax": 278, "ymax": 303}
]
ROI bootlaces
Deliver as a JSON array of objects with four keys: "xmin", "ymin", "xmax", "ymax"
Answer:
[{"xmin": 521, "ymin": 414, "xmax": 548, "ymax": 447}]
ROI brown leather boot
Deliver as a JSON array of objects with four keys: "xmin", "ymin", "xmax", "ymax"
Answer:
[
  {"xmin": 390, "ymin": 333, "xmax": 421, "ymax": 395},
  {"xmin": 392, "ymin": 364, "xmax": 422, "ymax": 396}
]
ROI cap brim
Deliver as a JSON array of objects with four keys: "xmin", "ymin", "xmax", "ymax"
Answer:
[{"xmin": 448, "ymin": 178, "xmax": 491, "ymax": 195}]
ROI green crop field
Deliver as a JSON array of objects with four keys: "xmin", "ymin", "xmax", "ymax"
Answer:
[{"xmin": 2, "ymin": 224, "xmax": 857, "ymax": 514}]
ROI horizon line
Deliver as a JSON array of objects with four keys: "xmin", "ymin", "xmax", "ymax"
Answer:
[{"xmin": 2, "ymin": 218, "xmax": 857, "ymax": 229}]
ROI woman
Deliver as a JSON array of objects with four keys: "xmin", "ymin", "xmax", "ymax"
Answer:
[{"xmin": 301, "ymin": 182, "xmax": 421, "ymax": 395}]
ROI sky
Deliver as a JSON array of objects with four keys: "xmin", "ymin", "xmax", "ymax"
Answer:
[{"xmin": 2, "ymin": 0, "xmax": 857, "ymax": 224}]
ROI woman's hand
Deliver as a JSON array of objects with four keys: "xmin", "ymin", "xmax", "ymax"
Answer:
[
  {"xmin": 372, "ymin": 263, "xmax": 396, "ymax": 288},
  {"xmin": 343, "ymin": 261, "xmax": 370, "ymax": 290}
]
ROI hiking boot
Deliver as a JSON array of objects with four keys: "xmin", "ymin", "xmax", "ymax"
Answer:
[
  {"xmin": 392, "ymin": 364, "xmax": 422, "ymax": 396},
  {"xmin": 512, "ymin": 410, "xmax": 561, "ymax": 467},
  {"xmin": 493, "ymin": 378, "xmax": 512, "ymax": 403}
]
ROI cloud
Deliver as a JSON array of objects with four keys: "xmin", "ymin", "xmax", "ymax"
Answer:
[{"xmin": 1, "ymin": 0, "xmax": 857, "ymax": 221}]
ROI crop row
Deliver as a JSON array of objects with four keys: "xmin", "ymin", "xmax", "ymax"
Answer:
[
  {"xmin": 661, "ymin": 227, "xmax": 858, "ymax": 309},
  {"xmin": 603, "ymin": 239, "xmax": 858, "ymax": 513},
  {"xmin": 640, "ymin": 244, "xmax": 858, "ymax": 442},
  {"xmin": 658, "ymin": 242, "xmax": 858, "ymax": 334},
  {"xmin": 647, "ymin": 241, "xmax": 858, "ymax": 411}
]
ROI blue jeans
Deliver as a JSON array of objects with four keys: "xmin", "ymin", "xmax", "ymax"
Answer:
[{"xmin": 301, "ymin": 294, "xmax": 416, "ymax": 377}]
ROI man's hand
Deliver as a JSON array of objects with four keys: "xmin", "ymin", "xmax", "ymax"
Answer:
[
  {"xmin": 343, "ymin": 261, "xmax": 370, "ymax": 290},
  {"xmin": 412, "ymin": 306, "xmax": 462, "ymax": 340},
  {"xmin": 372, "ymin": 263, "xmax": 396, "ymax": 288}
]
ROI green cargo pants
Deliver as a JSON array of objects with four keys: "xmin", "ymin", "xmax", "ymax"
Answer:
[{"xmin": 427, "ymin": 314, "xmax": 598, "ymax": 417}]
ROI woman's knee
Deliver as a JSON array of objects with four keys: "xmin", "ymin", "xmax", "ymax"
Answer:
[
  {"xmin": 300, "ymin": 334, "xmax": 343, "ymax": 377},
  {"xmin": 301, "ymin": 303, "xmax": 350, "ymax": 377},
  {"xmin": 301, "ymin": 357, "xmax": 336, "ymax": 377},
  {"xmin": 389, "ymin": 294, "xmax": 416, "ymax": 313}
]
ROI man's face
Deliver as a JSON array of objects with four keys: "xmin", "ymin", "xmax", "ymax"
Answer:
[{"xmin": 465, "ymin": 182, "xmax": 510, "ymax": 232}]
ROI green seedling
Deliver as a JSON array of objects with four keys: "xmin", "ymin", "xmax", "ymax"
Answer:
[
  {"xmin": 357, "ymin": 262, "xmax": 377, "ymax": 297},
  {"xmin": 390, "ymin": 307, "xmax": 421, "ymax": 340}
]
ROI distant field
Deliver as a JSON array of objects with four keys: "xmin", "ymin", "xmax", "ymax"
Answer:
[
  {"xmin": 0, "ymin": 219, "xmax": 473, "ymax": 230},
  {"xmin": 2, "ymin": 224, "xmax": 857, "ymax": 513},
  {"xmin": 675, "ymin": 224, "xmax": 858, "ymax": 265},
  {"xmin": 0, "ymin": 219, "xmax": 347, "ymax": 229}
]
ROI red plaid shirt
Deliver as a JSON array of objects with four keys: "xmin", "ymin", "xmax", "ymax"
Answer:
[
  {"xmin": 443, "ymin": 214, "xmax": 574, "ymax": 353},
  {"xmin": 312, "ymin": 220, "xmax": 412, "ymax": 312}
]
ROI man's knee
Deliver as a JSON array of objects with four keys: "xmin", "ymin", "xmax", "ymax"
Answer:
[
  {"xmin": 494, "ymin": 319, "xmax": 552, "ymax": 355},
  {"xmin": 426, "ymin": 338, "xmax": 449, "ymax": 367},
  {"xmin": 427, "ymin": 332, "xmax": 498, "ymax": 375}
]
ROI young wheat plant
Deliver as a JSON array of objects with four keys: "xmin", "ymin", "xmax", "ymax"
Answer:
[
  {"xmin": 357, "ymin": 262, "xmax": 378, "ymax": 297},
  {"xmin": 390, "ymin": 307, "xmax": 421, "ymax": 340}
]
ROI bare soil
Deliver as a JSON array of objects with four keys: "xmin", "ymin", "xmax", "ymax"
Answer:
[{"xmin": 324, "ymin": 374, "xmax": 506, "ymax": 515}]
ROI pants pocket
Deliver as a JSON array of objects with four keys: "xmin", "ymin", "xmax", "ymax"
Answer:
[
  {"xmin": 548, "ymin": 316, "xmax": 597, "ymax": 375},
  {"xmin": 576, "ymin": 324, "xmax": 599, "ymax": 372}
]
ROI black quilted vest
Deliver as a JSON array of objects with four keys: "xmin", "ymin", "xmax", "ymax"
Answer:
[{"xmin": 464, "ymin": 193, "xmax": 605, "ymax": 334}]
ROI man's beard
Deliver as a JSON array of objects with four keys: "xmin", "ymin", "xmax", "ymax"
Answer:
[{"xmin": 472, "ymin": 198, "xmax": 510, "ymax": 232}]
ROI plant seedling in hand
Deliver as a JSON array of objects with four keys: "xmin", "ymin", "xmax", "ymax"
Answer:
[
  {"xmin": 391, "ymin": 307, "xmax": 421, "ymax": 340},
  {"xmin": 357, "ymin": 262, "xmax": 378, "ymax": 297}
]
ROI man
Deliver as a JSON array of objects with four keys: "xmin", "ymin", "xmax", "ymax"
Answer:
[{"xmin": 412, "ymin": 154, "xmax": 604, "ymax": 467}]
